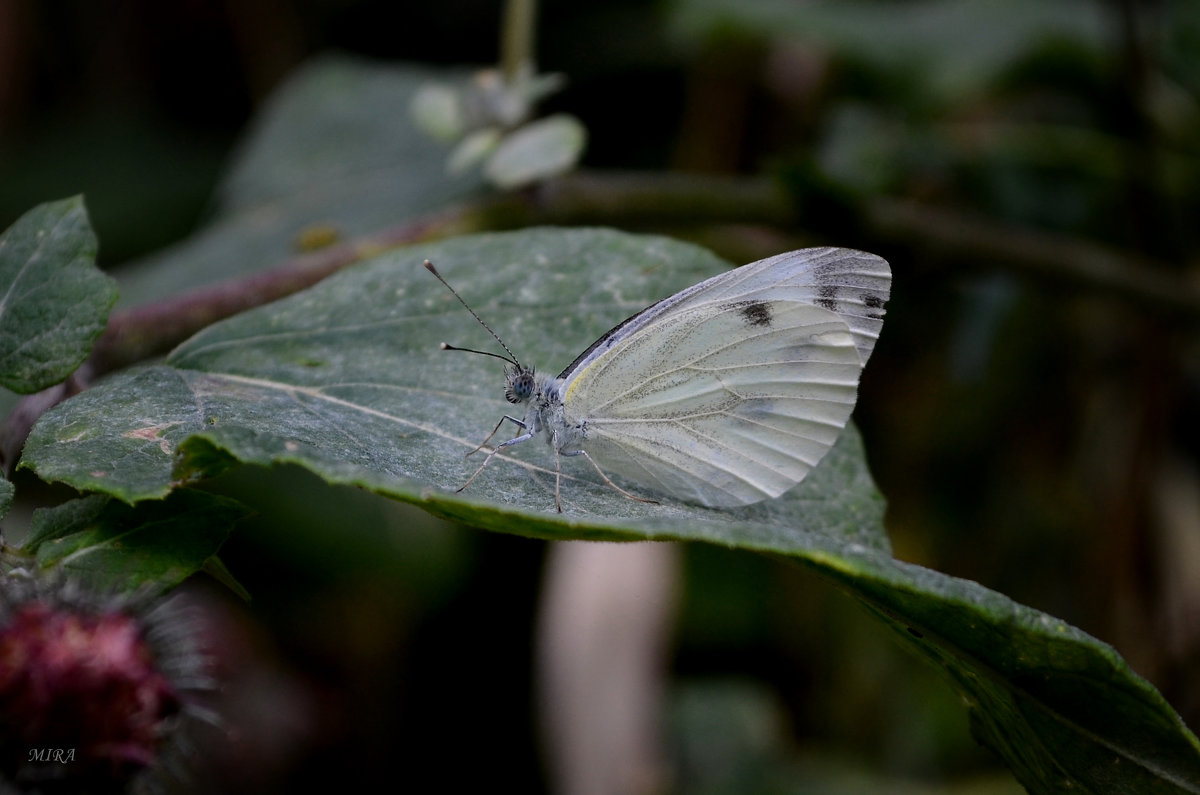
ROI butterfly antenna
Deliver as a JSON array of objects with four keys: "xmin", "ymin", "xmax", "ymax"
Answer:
[{"xmin": 424, "ymin": 259, "xmax": 522, "ymax": 367}]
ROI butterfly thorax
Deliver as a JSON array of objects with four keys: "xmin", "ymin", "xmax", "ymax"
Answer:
[{"xmin": 502, "ymin": 366, "xmax": 586, "ymax": 454}]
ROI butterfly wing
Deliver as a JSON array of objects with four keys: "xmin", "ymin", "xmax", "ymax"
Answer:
[
  {"xmin": 558, "ymin": 247, "xmax": 890, "ymax": 381},
  {"xmin": 559, "ymin": 248, "xmax": 890, "ymax": 507}
]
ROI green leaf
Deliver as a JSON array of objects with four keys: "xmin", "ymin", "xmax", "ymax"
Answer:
[
  {"xmin": 0, "ymin": 196, "xmax": 117, "ymax": 393},
  {"xmin": 448, "ymin": 127, "xmax": 503, "ymax": 175},
  {"xmin": 812, "ymin": 556, "xmax": 1200, "ymax": 794},
  {"xmin": 484, "ymin": 114, "xmax": 588, "ymax": 188},
  {"xmin": 18, "ymin": 227, "xmax": 1200, "ymax": 789},
  {"xmin": 22, "ymin": 490, "xmax": 249, "ymax": 593},
  {"xmin": 0, "ymin": 476, "xmax": 13, "ymax": 522},
  {"xmin": 411, "ymin": 83, "xmax": 469, "ymax": 141}
]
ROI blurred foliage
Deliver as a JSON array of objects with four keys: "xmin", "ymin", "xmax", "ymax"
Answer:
[{"xmin": 2, "ymin": 0, "xmax": 1199, "ymax": 792}]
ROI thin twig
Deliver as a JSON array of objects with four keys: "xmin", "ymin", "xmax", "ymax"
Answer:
[{"xmin": 865, "ymin": 198, "xmax": 1199, "ymax": 315}]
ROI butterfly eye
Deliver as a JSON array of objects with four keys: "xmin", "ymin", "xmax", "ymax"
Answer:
[{"xmin": 505, "ymin": 369, "xmax": 536, "ymax": 404}]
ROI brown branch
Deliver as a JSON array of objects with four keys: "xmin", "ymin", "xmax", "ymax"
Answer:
[
  {"xmin": 864, "ymin": 198, "xmax": 1200, "ymax": 315},
  {"xmin": 87, "ymin": 203, "xmax": 486, "ymax": 375}
]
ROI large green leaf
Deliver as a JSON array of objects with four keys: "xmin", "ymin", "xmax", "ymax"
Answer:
[
  {"xmin": 18, "ymin": 227, "xmax": 1200, "ymax": 790},
  {"xmin": 21, "ymin": 491, "xmax": 248, "ymax": 593},
  {"xmin": 0, "ymin": 196, "xmax": 116, "ymax": 393}
]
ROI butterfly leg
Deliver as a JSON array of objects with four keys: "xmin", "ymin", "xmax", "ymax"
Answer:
[
  {"xmin": 456, "ymin": 426, "xmax": 533, "ymax": 493},
  {"xmin": 553, "ymin": 447, "xmax": 563, "ymax": 513},
  {"xmin": 465, "ymin": 414, "xmax": 526, "ymax": 457},
  {"xmin": 561, "ymin": 449, "xmax": 660, "ymax": 506}
]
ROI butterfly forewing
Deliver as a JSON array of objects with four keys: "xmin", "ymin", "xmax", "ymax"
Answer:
[{"xmin": 558, "ymin": 248, "xmax": 890, "ymax": 388}]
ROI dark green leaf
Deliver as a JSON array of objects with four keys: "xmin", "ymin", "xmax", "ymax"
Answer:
[
  {"xmin": 0, "ymin": 196, "xmax": 117, "ymax": 393},
  {"xmin": 812, "ymin": 555, "xmax": 1200, "ymax": 794},
  {"xmin": 23, "ymin": 490, "xmax": 249, "ymax": 592},
  {"xmin": 0, "ymin": 476, "xmax": 12, "ymax": 521}
]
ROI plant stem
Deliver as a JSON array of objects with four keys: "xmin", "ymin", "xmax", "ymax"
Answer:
[{"xmin": 500, "ymin": 0, "xmax": 537, "ymax": 83}]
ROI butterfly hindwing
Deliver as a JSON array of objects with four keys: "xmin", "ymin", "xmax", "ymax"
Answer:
[{"xmin": 561, "ymin": 295, "xmax": 865, "ymax": 507}]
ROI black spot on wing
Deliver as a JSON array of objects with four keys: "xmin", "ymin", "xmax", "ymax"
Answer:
[
  {"xmin": 815, "ymin": 284, "xmax": 839, "ymax": 312},
  {"xmin": 737, "ymin": 300, "xmax": 773, "ymax": 327},
  {"xmin": 718, "ymin": 299, "xmax": 773, "ymax": 328},
  {"xmin": 863, "ymin": 292, "xmax": 886, "ymax": 320}
]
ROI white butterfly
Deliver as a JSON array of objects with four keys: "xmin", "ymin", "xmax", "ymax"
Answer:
[{"xmin": 426, "ymin": 247, "xmax": 890, "ymax": 511}]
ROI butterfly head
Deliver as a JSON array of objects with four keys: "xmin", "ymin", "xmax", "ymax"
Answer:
[
  {"xmin": 504, "ymin": 365, "xmax": 536, "ymax": 404},
  {"xmin": 425, "ymin": 259, "xmax": 539, "ymax": 405}
]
